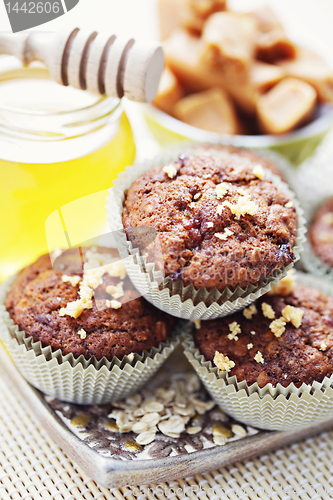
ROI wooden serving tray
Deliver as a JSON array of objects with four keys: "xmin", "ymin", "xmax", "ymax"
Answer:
[{"xmin": 1, "ymin": 342, "xmax": 333, "ymax": 489}]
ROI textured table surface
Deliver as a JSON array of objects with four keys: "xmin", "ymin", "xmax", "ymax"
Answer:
[{"xmin": 2, "ymin": 366, "xmax": 333, "ymax": 500}]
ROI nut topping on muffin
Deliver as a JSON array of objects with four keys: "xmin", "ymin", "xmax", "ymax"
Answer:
[
  {"xmin": 195, "ymin": 284, "xmax": 333, "ymax": 387},
  {"xmin": 59, "ymin": 249, "xmax": 127, "ymax": 318},
  {"xmin": 269, "ymin": 317, "xmax": 286, "ymax": 337},
  {"xmin": 252, "ymin": 164, "xmax": 265, "ymax": 180},
  {"xmin": 106, "ymin": 299, "xmax": 122, "ymax": 309},
  {"xmin": 243, "ymin": 304, "xmax": 257, "ymax": 319},
  {"xmin": 215, "ymin": 228, "xmax": 233, "ymax": 240},
  {"xmin": 216, "ymin": 182, "xmax": 229, "ymax": 198},
  {"xmin": 5, "ymin": 248, "xmax": 176, "ymax": 361},
  {"xmin": 261, "ymin": 302, "xmax": 275, "ymax": 319},
  {"xmin": 254, "ymin": 351, "xmax": 264, "ymax": 364},
  {"xmin": 281, "ymin": 305, "xmax": 303, "ymax": 328},
  {"xmin": 122, "ymin": 152, "xmax": 298, "ymax": 292},
  {"xmin": 227, "ymin": 321, "xmax": 241, "ymax": 341},
  {"xmin": 62, "ymin": 275, "xmax": 81, "ymax": 287},
  {"xmin": 78, "ymin": 328, "xmax": 87, "ymax": 339},
  {"xmin": 106, "ymin": 282, "xmax": 124, "ymax": 300},
  {"xmin": 220, "ymin": 189, "xmax": 258, "ymax": 220},
  {"xmin": 213, "ymin": 351, "xmax": 235, "ymax": 372},
  {"xmin": 163, "ymin": 164, "xmax": 178, "ymax": 178}
]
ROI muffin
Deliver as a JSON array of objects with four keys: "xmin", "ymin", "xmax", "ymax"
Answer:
[
  {"xmin": 195, "ymin": 283, "xmax": 333, "ymax": 388},
  {"xmin": 122, "ymin": 151, "xmax": 298, "ymax": 292},
  {"xmin": 107, "ymin": 148, "xmax": 305, "ymax": 319},
  {"xmin": 183, "ymin": 272, "xmax": 333, "ymax": 430},
  {"xmin": 0, "ymin": 247, "xmax": 180, "ymax": 404},
  {"xmin": 5, "ymin": 248, "xmax": 175, "ymax": 360},
  {"xmin": 309, "ymin": 198, "xmax": 333, "ymax": 268}
]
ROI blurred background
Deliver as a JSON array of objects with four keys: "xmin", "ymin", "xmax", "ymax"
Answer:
[{"xmin": 0, "ymin": 0, "xmax": 333, "ymax": 53}]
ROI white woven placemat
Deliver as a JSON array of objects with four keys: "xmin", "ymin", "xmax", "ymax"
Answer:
[{"xmin": 1, "ymin": 368, "xmax": 333, "ymax": 500}]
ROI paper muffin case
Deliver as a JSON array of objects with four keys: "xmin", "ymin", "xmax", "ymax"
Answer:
[
  {"xmin": 106, "ymin": 146, "xmax": 306, "ymax": 320},
  {"xmin": 0, "ymin": 276, "xmax": 182, "ymax": 405},
  {"xmin": 183, "ymin": 271, "xmax": 333, "ymax": 431}
]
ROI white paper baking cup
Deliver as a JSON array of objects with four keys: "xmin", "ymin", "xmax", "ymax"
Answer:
[
  {"xmin": 106, "ymin": 146, "xmax": 306, "ymax": 320},
  {"xmin": 183, "ymin": 271, "xmax": 333, "ymax": 431},
  {"xmin": 0, "ymin": 276, "xmax": 182, "ymax": 405}
]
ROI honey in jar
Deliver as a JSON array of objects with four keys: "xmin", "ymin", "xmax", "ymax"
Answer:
[{"xmin": 0, "ymin": 60, "xmax": 135, "ymax": 280}]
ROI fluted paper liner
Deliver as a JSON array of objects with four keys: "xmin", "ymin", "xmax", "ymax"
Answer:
[
  {"xmin": 183, "ymin": 272, "xmax": 333, "ymax": 431},
  {"xmin": 0, "ymin": 276, "xmax": 181, "ymax": 405},
  {"xmin": 106, "ymin": 146, "xmax": 306, "ymax": 320}
]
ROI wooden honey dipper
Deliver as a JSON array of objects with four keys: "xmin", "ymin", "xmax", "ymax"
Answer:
[{"xmin": 0, "ymin": 28, "xmax": 164, "ymax": 102}]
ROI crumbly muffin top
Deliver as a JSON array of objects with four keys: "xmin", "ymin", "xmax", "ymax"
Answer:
[
  {"xmin": 5, "ymin": 248, "xmax": 175, "ymax": 361},
  {"xmin": 310, "ymin": 197, "xmax": 333, "ymax": 268},
  {"xmin": 122, "ymin": 152, "xmax": 298, "ymax": 291},
  {"xmin": 195, "ymin": 144, "xmax": 285, "ymax": 180},
  {"xmin": 195, "ymin": 283, "xmax": 333, "ymax": 387}
]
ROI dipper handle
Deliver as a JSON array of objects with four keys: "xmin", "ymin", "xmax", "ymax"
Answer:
[{"xmin": 0, "ymin": 28, "xmax": 164, "ymax": 103}]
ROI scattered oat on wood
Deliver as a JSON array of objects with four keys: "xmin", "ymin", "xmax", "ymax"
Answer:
[{"xmin": 107, "ymin": 372, "xmax": 219, "ymax": 443}]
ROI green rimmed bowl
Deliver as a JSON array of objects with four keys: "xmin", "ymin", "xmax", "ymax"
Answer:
[{"xmin": 144, "ymin": 103, "xmax": 333, "ymax": 166}]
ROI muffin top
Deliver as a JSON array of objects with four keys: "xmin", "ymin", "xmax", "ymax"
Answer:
[
  {"xmin": 122, "ymin": 152, "xmax": 298, "ymax": 291},
  {"xmin": 195, "ymin": 144, "xmax": 285, "ymax": 180},
  {"xmin": 194, "ymin": 282, "xmax": 333, "ymax": 387},
  {"xmin": 310, "ymin": 197, "xmax": 333, "ymax": 267},
  {"xmin": 5, "ymin": 248, "xmax": 175, "ymax": 361}
]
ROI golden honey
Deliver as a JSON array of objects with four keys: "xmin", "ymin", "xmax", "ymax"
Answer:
[{"xmin": 0, "ymin": 62, "xmax": 135, "ymax": 281}]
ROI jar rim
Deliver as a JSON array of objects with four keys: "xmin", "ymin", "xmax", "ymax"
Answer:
[
  {"xmin": 0, "ymin": 61, "xmax": 122, "ymax": 142},
  {"xmin": 0, "ymin": 92, "xmax": 119, "ymax": 117},
  {"xmin": 0, "ymin": 61, "xmax": 120, "ymax": 118}
]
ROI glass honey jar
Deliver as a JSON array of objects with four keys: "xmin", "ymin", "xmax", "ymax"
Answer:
[{"xmin": 0, "ymin": 58, "xmax": 136, "ymax": 280}]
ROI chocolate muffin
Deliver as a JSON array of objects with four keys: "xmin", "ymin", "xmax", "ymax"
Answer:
[
  {"xmin": 122, "ymin": 152, "xmax": 298, "ymax": 292},
  {"xmin": 5, "ymin": 247, "xmax": 176, "ymax": 361},
  {"xmin": 309, "ymin": 198, "xmax": 333, "ymax": 267},
  {"xmin": 195, "ymin": 283, "xmax": 333, "ymax": 388}
]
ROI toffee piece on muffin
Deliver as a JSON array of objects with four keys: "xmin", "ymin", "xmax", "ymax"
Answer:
[
  {"xmin": 122, "ymin": 152, "xmax": 298, "ymax": 292},
  {"xmin": 195, "ymin": 278, "xmax": 333, "ymax": 388},
  {"xmin": 309, "ymin": 198, "xmax": 333, "ymax": 268},
  {"xmin": 5, "ymin": 247, "xmax": 176, "ymax": 361}
]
